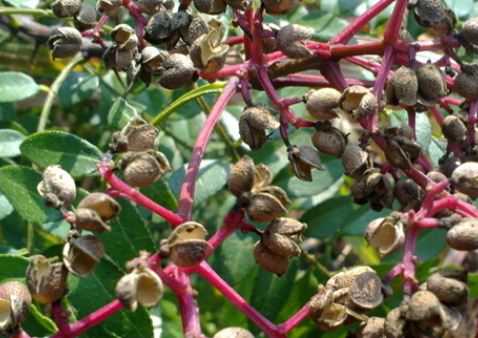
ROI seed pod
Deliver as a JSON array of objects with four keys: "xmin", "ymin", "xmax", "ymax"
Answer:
[
  {"xmin": 213, "ymin": 327, "xmax": 254, "ymax": 338},
  {"xmin": 342, "ymin": 143, "xmax": 368, "ymax": 178},
  {"xmin": 252, "ymin": 164, "xmax": 273, "ymax": 190},
  {"xmin": 355, "ymin": 92, "xmax": 379, "ymax": 118},
  {"xmin": 247, "ymin": 192, "xmax": 287, "ymax": 222},
  {"xmin": 455, "ymin": 63, "xmax": 478, "ymax": 100},
  {"xmin": 384, "ymin": 308, "xmax": 406, "ymax": 338},
  {"xmin": 0, "ymin": 281, "xmax": 31, "ymax": 335},
  {"xmin": 326, "ymin": 266, "xmax": 375, "ymax": 291},
  {"xmin": 388, "ymin": 66, "xmax": 418, "ymax": 106},
  {"xmin": 136, "ymin": 0, "xmax": 162, "ymax": 14},
  {"xmin": 144, "ymin": 11, "xmax": 180, "ymax": 47},
  {"xmin": 412, "ymin": 0, "xmax": 456, "ymax": 35},
  {"xmin": 158, "ymin": 53, "xmax": 196, "ymax": 89},
  {"xmin": 239, "ymin": 107, "xmax": 279, "ymax": 150},
  {"xmin": 190, "ymin": 20, "xmax": 229, "ymax": 73},
  {"xmin": 78, "ymin": 192, "xmax": 121, "ymax": 222},
  {"xmin": 262, "ymin": 217, "xmax": 306, "ymax": 257},
  {"xmin": 367, "ymin": 171, "xmax": 395, "ymax": 211},
  {"xmin": 193, "ymin": 0, "xmax": 226, "ymax": 14},
  {"xmin": 26, "ymin": 255, "xmax": 68, "ymax": 304},
  {"xmin": 312, "ymin": 124, "xmax": 347, "ymax": 157},
  {"xmin": 349, "ymin": 271, "xmax": 383, "ymax": 309},
  {"xmin": 384, "ymin": 138, "xmax": 412, "ymax": 170},
  {"xmin": 277, "ymin": 24, "xmax": 313, "ymax": 59},
  {"xmin": 288, "ymin": 145, "xmax": 323, "ymax": 181},
  {"xmin": 96, "ymin": 0, "xmax": 121, "ymax": 16},
  {"xmin": 228, "ymin": 156, "xmax": 255, "ymax": 197},
  {"xmin": 116, "ymin": 266, "xmax": 163, "ymax": 311},
  {"xmin": 304, "ymin": 88, "xmax": 341, "ymax": 120},
  {"xmin": 37, "ymin": 165, "xmax": 76, "ymax": 208},
  {"xmin": 426, "ymin": 272, "xmax": 467, "ymax": 305},
  {"xmin": 309, "ymin": 285, "xmax": 334, "ymax": 314},
  {"xmin": 451, "ymin": 162, "xmax": 478, "ymax": 198},
  {"xmin": 121, "ymin": 117, "xmax": 159, "ymax": 152},
  {"xmin": 462, "ymin": 17, "xmax": 478, "ymax": 46},
  {"xmin": 263, "ymin": 0, "xmax": 297, "ymax": 15},
  {"xmin": 167, "ymin": 222, "xmax": 210, "ymax": 267},
  {"xmin": 416, "ymin": 63, "xmax": 447, "ymax": 104},
  {"xmin": 446, "ymin": 218, "xmax": 478, "ymax": 250},
  {"xmin": 122, "ymin": 151, "xmax": 171, "ymax": 188},
  {"xmin": 443, "ymin": 115, "xmax": 467, "ymax": 143},
  {"xmin": 395, "ymin": 178, "xmax": 424, "ymax": 211},
  {"xmin": 253, "ymin": 241, "xmax": 289, "ymax": 275},
  {"xmin": 141, "ymin": 47, "xmax": 164, "ymax": 74},
  {"xmin": 73, "ymin": 208, "xmax": 111, "ymax": 232},
  {"xmin": 63, "ymin": 234, "xmax": 105, "ymax": 276},
  {"xmin": 180, "ymin": 16, "xmax": 208, "ymax": 45},
  {"xmin": 360, "ymin": 317, "xmax": 385, "ymax": 338},
  {"xmin": 111, "ymin": 24, "xmax": 137, "ymax": 50},
  {"xmin": 51, "ymin": 0, "xmax": 81, "ymax": 17},
  {"xmin": 316, "ymin": 302, "xmax": 348, "ymax": 329},
  {"xmin": 403, "ymin": 290, "xmax": 442, "ymax": 322},
  {"xmin": 339, "ymin": 85, "xmax": 369, "ymax": 113},
  {"xmin": 365, "ymin": 216, "xmax": 405, "ymax": 255},
  {"xmin": 48, "ymin": 27, "xmax": 82, "ymax": 59},
  {"xmin": 74, "ymin": 4, "xmax": 97, "ymax": 31}
]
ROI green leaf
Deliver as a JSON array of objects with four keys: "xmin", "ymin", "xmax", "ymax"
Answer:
[
  {"xmin": 0, "ymin": 129, "xmax": 25, "ymax": 158},
  {"xmin": 107, "ymin": 97, "xmax": 138, "ymax": 129},
  {"xmin": 20, "ymin": 131, "xmax": 102, "ymax": 177},
  {"xmin": 23, "ymin": 304, "xmax": 58, "ymax": 337},
  {"xmin": 0, "ymin": 72, "xmax": 39, "ymax": 103},
  {"xmin": 0, "ymin": 192, "xmax": 14, "ymax": 221},
  {"xmin": 445, "ymin": 0, "xmax": 473, "ymax": 19},
  {"xmin": 58, "ymin": 72, "xmax": 100, "ymax": 108},
  {"xmin": 0, "ymin": 254, "xmax": 29, "ymax": 282},
  {"xmin": 0, "ymin": 166, "xmax": 59, "ymax": 224}
]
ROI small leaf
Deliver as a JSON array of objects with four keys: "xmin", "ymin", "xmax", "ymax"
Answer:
[
  {"xmin": 59, "ymin": 72, "xmax": 100, "ymax": 108},
  {"xmin": 23, "ymin": 304, "xmax": 58, "ymax": 336},
  {"xmin": 0, "ymin": 254, "xmax": 29, "ymax": 282},
  {"xmin": 21, "ymin": 131, "xmax": 102, "ymax": 177},
  {"xmin": 0, "ymin": 72, "xmax": 39, "ymax": 103},
  {"xmin": 0, "ymin": 129, "xmax": 25, "ymax": 158},
  {"xmin": 0, "ymin": 192, "xmax": 14, "ymax": 221},
  {"xmin": 107, "ymin": 97, "xmax": 138, "ymax": 129}
]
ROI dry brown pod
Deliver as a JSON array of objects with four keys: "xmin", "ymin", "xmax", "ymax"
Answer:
[
  {"xmin": 339, "ymin": 85, "xmax": 369, "ymax": 113},
  {"xmin": 120, "ymin": 117, "xmax": 159, "ymax": 152},
  {"xmin": 253, "ymin": 241, "xmax": 289, "ymax": 275},
  {"xmin": 304, "ymin": 88, "xmax": 341, "ymax": 120},
  {"xmin": 252, "ymin": 164, "xmax": 273, "ymax": 190},
  {"xmin": 262, "ymin": 0, "xmax": 297, "ymax": 15},
  {"xmin": 213, "ymin": 327, "xmax": 254, "ymax": 338},
  {"xmin": 111, "ymin": 24, "xmax": 138, "ymax": 50},
  {"xmin": 158, "ymin": 53, "xmax": 197, "ymax": 89},
  {"xmin": 51, "ymin": 0, "xmax": 82, "ymax": 17},
  {"xmin": 246, "ymin": 192, "xmax": 287, "ymax": 222},
  {"xmin": 26, "ymin": 255, "xmax": 68, "ymax": 304},
  {"xmin": 180, "ymin": 16, "xmax": 208, "ymax": 45},
  {"xmin": 190, "ymin": 20, "xmax": 229, "ymax": 73},
  {"xmin": 63, "ymin": 234, "xmax": 105, "ymax": 276},
  {"xmin": 446, "ymin": 218, "xmax": 478, "ymax": 251},
  {"xmin": 394, "ymin": 178, "xmax": 424, "ymax": 211},
  {"xmin": 312, "ymin": 123, "xmax": 347, "ymax": 157},
  {"xmin": 442, "ymin": 115, "xmax": 467, "ymax": 144},
  {"xmin": 325, "ymin": 266, "xmax": 376, "ymax": 291},
  {"xmin": 287, "ymin": 145, "xmax": 323, "ymax": 181},
  {"xmin": 426, "ymin": 272, "xmax": 467, "ymax": 305},
  {"xmin": 262, "ymin": 217, "xmax": 306, "ymax": 258},
  {"xmin": 309, "ymin": 284, "xmax": 334, "ymax": 314},
  {"xmin": 96, "ymin": 0, "xmax": 121, "ymax": 16},
  {"xmin": 37, "ymin": 165, "xmax": 77, "ymax": 208},
  {"xmin": 167, "ymin": 222, "xmax": 210, "ymax": 267},
  {"xmin": 193, "ymin": 0, "xmax": 226, "ymax": 14},
  {"xmin": 74, "ymin": 4, "xmax": 97, "ymax": 31},
  {"xmin": 454, "ymin": 63, "xmax": 478, "ymax": 100},
  {"xmin": 365, "ymin": 216, "xmax": 405, "ymax": 255},
  {"xmin": 239, "ymin": 106, "xmax": 279, "ymax": 150},
  {"xmin": 384, "ymin": 308, "xmax": 406, "ymax": 338},
  {"xmin": 402, "ymin": 290, "xmax": 443, "ymax": 322},
  {"xmin": 387, "ymin": 66, "xmax": 418, "ymax": 106},
  {"xmin": 416, "ymin": 63, "xmax": 447, "ymax": 104},
  {"xmin": 78, "ymin": 192, "xmax": 121, "ymax": 222},
  {"xmin": 359, "ymin": 317, "xmax": 385, "ymax": 338},
  {"xmin": 463, "ymin": 17, "xmax": 478, "ymax": 46},
  {"xmin": 277, "ymin": 24, "xmax": 313, "ymax": 59},
  {"xmin": 411, "ymin": 0, "xmax": 456, "ymax": 35},
  {"xmin": 341, "ymin": 143, "xmax": 368, "ymax": 178},
  {"xmin": 316, "ymin": 302, "xmax": 348, "ymax": 329},
  {"xmin": 451, "ymin": 162, "xmax": 478, "ymax": 198},
  {"xmin": 121, "ymin": 151, "xmax": 171, "ymax": 188},
  {"xmin": 74, "ymin": 208, "xmax": 111, "ymax": 232},
  {"xmin": 0, "ymin": 281, "xmax": 31, "ymax": 335},
  {"xmin": 355, "ymin": 92, "xmax": 379, "ymax": 118},
  {"xmin": 349, "ymin": 271, "xmax": 383, "ymax": 309},
  {"xmin": 228, "ymin": 156, "xmax": 255, "ymax": 197}
]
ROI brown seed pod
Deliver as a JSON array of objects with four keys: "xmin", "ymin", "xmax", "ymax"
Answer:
[
  {"xmin": 339, "ymin": 85, "xmax": 369, "ymax": 113},
  {"xmin": 78, "ymin": 192, "xmax": 121, "ymax": 222},
  {"xmin": 252, "ymin": 164, "xmax": 273, "ymax": 190},
  {"xmin": 394, "ymin": 178, "xmax": 424, "ymax": 211},
  {"xmin": 158, "ymin": 53, "xmax": 196, "ymax": 90},
  {"xmin": 384, "ymin": 138, "xmax": 412, "ymax": 170},
  {"xmin": 193, "ymin": 0, "xmax": 226, "ymax": 14},
  {"xmin": 384, "ymin": 308, "xmax": 406, "ymax": 338},
  {"xmin": 446, "ymin": 218, "xmax": 478, "ymax": 251},
  {"xmin": 304, "ymin": 88, "xmax": 341, "ymax": 120},
  {"xmin": 451, "ymin": 162, "xmax": 478, "ymax": 198},
  {"xmin": 141, "ymin": 46, "xmax": 164, "ymax": 74},
  {"xmin": 239, "ymin": 107, "xmax": 279, "ymax": 150},
  {"xmin": 48, "ymin": 27, "xmax": 83, "ymax": 59},
  {"xmin": 349, "ymin": 271, "xmax": 383, "ymax": 309},
  {"xmin": 167, "ymin": 222, "xmax": 210, "ymax": 267},
  {"xmin": 355, "ymin": 92, "xmax": 379, "ymax": 118},
  {"xmin": 442, "ymin": 115, "xmax": 467, "ymax": 144},
  {"xmin": 247, "ymin": 192, "xmax": 287, "ymax": 222},
  {"xmin": 26, "ymin": 255, "xmax": 68, "ymax": 304},
  {"xmin": 316, "ymin": 302, "xmax": 348, "ymax": 329},
  {"xmin": 253, "ymin": 241, "xmax": 289, "ymax": 275},
  {"xmin": 116, "ymin": 266, "xmax": 164, "ymax": 311},
  {"xmin": 0, "ymin": 281, "xmax": 31, "ymax": 335},
  {"xmin": 37, "ymin": 165, "xmax": 76, "ymax": 209},
  {"xmin": 190, "ymin": 21, "xmax": 229, "ymax": 74},
  {"xmin": 136, "ymin": 0, "xmax": 163, "ymax": 14},
  {"xmin": 426, "ymin": 272, "xmax": 467, "ymax": 305},
  {"xmin": 74, "ymin": 4, "xmax": 97, "ymax": 31},
  {"xmin": 364, "ymin": 170, "xmax": 395, "ymax": 211},
  {"xmin": 277, "ymin": 24, "xmax": 313, "ymax": 59},
  {"xmin": 365, "ymin": 216, "xmax": 405, "ymax": 255},
  {"xmin": 120, "ymin": 117, "xmax": 159, "ymax": 152},
  {"xmin": 309, "ymin": 285, "xmax": 334, "ymax": 314},
  {"xmin": 288, "ymin": 145, "xmax": 323, "ymax": 181},
  {"xmin": 388, "ymin": 66, "xmax": 418, "ymax": 106},
  {"xmin": 144, "ymin": 11, "xmax": 180, "ymax": 47},
  {"xmin": 111, "ymin": 24, "xmax": 138, "ymax": 50},
  {"xmin": 402, "ymin": 290, "xmax": 442, "ymax": 322},
  {"xmin": 180, "ymin": 16, "xmax": 208, "ymax": 45},
  {"xmin": 341, "ymin": 143, "xmax": 368, "ymax": 178},
  {"xmin": 96, "ymin": 0, "xmax": 121, "ymax": 16},
  {"xmin": 228, "ymin": 156, "xmax": 255, "ymax": 197},
  {"xmin": 51, "ymin": 0, "xmax": 81, "ymax": 17},
  {"xmin": 326, "ymin": 266, "xmax": 375, "ymax": 291},
  {"xmin": 411, "ymin": 0, "xmax": 456, "ymax": 36},
  {"xmin": 63, "ymin": 234, "xmax": 105, "ymax": 276},
  {"xmin": 263, "ymin": 0, "xmax": 297, "ymax": 14},
  {"xmin": 213, "ymin": 327, "xmax": 254, "ymax": 338},
  {"xmin": 360, "ymin": 317, "xmax": 385, "ymax": 338},
  {"xmin": 262, "ymin": 217, "xmax": 306, "ymax": 257},
  {"xmin": 74, "ymin": 208, "xmax": 111, "ymax": 232},
  {"xmin": 122, "ymin": 151, "xmax": 171, "ymax": 188},
  {"xmin": 454, "ymin": 63, "xmax": 478, "ymax": 100},
  {"xmin": 312, "ymin": 124, "xmax": 347, "ymax": 157},
  {"xmin": 416, "ymin": 63, "xmax": 447, "ymax": 104},
  {"xmin": 462, "ymin": 17, "xmax": 478, "ymax": 46}
]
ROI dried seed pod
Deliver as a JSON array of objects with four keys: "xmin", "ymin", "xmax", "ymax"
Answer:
[
  {"xmin": 193, "ymin": 0, "xmax": 226, "ymax": 14},
  {"xmin": 180, "ymin": 16, "xmax": 208, "ymax": 45},
  {"xmin": 224, "ymin": 0, "xmax": 249, "ymax": 9},
  {"xmin": 451, "ymin": 162, "xmax": 478, "ymax": 198},
  {"xmin": 349, "ymin": 271, "xmax": 383, "ymax": 309},
  {"xmin": 74, "ymin": 4, "xmax": 97, "ymax": 31},
  {"xmin": 0, "ymin": 281, "xmax": 31, "ymax": 335},
  {"xmin": 309, "ymin": 285, "xmax": 334, "ymax": 314},
  {"xmin": 287, "ymin": 145, "xmax": 323, "ymax": 181},
  {"xmin": 116, "ymin": 266, "xmax": 164, "ymax": 311},
  {"xmin": 342, "ymin": 143, "xmax": 368, "ymax": 178},
  {"xmin": 339, "ymin": 85, "xmax": 369, "ymax": 113},
  {"xmin": 446, "ymin": 218, "xmax": 478, "ymax": 250},
  {"xmin": 262, "ymin": 217, "xmax": 306, "ymax": 257},
  {"xmin": 158, "ymin": 53, "xmax": 196, "ymax": 89},
  {"xmin": 239, "ymin": 107, "xmax": 279, "ymax": 150},
  {"xmin": 37, "ymin": 165, "xmax": 76, "ymax": 208},
  {"xmin": 426, "ymin": 272, "xmax": 467, "ymax": 305},
  {"xmin": 395, "ymin": 178, "xmax": 424, "ymax": 211},
  {"xmin": 122, "ymin": 151, "xmax": 171, "ymax": 188},
  {"xmin": 388, "ymin": 66, "xmax": 418, "ymax": 106},
  {"xmin": 190, "ymin": 20, "xmax": 229, "ymax": 73},
  {"xmin": 63, "ymin": 234, "xmax": 105, "ymax": 276},
  {"xmin": 253, "ymin": 241, "xmax": 289, "ymax": 275},
  {"xmin": 74, "ymin": 208, "xmax": 111, "ymax": 232},
  {"xmin": 455, "ymin": 64, "xmax": 478, "ymax": 100},
  {"xmin": 362, "ymin": 170, "xmax": 395, "ymax": 211},
  {"xmin": 141, "ymin": 46, "xmax": 164, "ymax": 74},
  {"xmin": 384, "ymin": 138, "xmax": 412, "ymax": 170},
  {"xmin": 48, "ymin": 27, "xmax": 83, "ymax": 59},
  {"xmin": 403, "ymin": 290, "xmax": 442, "ymax": 321},
  {"xmin": 111, "ymin": 24, "xmax": 138, "ymax": 50},
  {"xmin": 136, "ymin": 0, "xmax": 163, "ymax": 14},
  {"xmin": 411, "ymin": 0, "xmax": 456, "ymax": 35},
  {"xmin": 228, "ymin": 156, "xmax": 255, "ymax": 197},
  {"xmin": 51, "ymin": 0, "xmax": 81, "ymax": 17},
  {"xmin": 26, "ymin": 255, "xmax": 68, "ymax": 304},
  {"xmin": 326, "ymin": 266, "xmax": 375, "ymax": 291},
  {"xmin": 121, "ymin": 117, "xmax": 159, "ymax": 152},
  {"xmin": 384, "ymin": 308, "xmax": 406, "ymax": 338},
  {"xmin": 316, "ymin": 302, "xmax": 348, "ymax": 329},
  {"xmin": 443, "ymin": 115, "xmax": 467, "ymax": 143},
  {"xmin": 277, "ymin": 24, "xmax": 313, "ymax": 59},
  {"xmin": 355, "ymin": 92, "xmax": 379, "ymax": 118},
  {"xmin": 213, "ymin": 327, "xmax": 254, "ymax": 338},
  {"xmin": 365, "ymin": 216, "xmax": 405, "ymax": 255},
  {"xmin": 360, "ymin": 317, "xmax": 385, "ymax": 338},
  {"xmin": 312, "ymin": 124, "xmax": 347, "ymax": 157},
  {"xmin": 416, "ymin": 63, "xmax": 447, "ymax": 104},
  {"xmin": 462, "ymin": 17, "xmax": 478, "ymax": 46},
  {"xmin": 96, "ymin": 0, "xmax": 121, "ymax": 16},
  {"xmin": 167, "ymin": 222, "xmax": 210, "ymax": 267},
  {"xmin": 78, "ymin": 192, "xmax": 121, "ymax": 222},
  {"xmin": 252, "ymin": 164, "xmax": 272, "ymax": 190},
  {"xmin": 304, "ymin": 88, "xmax": 341, "ymax": 120},
  {"xmin": 144, "ymin": 11, "xmax": 180, "ymax": 47},
  {"xmin": 263, "ymin": 0, "xmax": 297, "ymax": 15},
  {"xmin": 247, "ymin": 192, "xmax": 287, "ymax": 222}
]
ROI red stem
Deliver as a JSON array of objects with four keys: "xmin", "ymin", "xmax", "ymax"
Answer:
[
  {"xmin": 383, "ymin": 0, "xmax": 408, "ymax": 44},
  {"xmin": 277, "ymin": 303, "xmax": 311, "ymax": 334},
  {"xmin": 51, "ymin": 302, "xmax": 71, "ymax": 337}
]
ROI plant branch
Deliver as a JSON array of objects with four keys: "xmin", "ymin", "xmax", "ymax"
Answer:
[{"xmin": 0, "ymin": 7, "xmax": 53, "ymax": 16}]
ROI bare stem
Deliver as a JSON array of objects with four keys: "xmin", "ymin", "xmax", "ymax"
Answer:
[
  {"xmin": 51, "ymin": 302, "xmax": 72, "ymax": 336},
  {"xmin": 277, "ymin": 303, "xmax": 311, "ymax": 334}
]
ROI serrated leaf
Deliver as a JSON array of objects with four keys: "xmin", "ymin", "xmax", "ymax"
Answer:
[
  {"xmin": 0, "ymin": 129, "xmax": 25, "ymax": 158},
  {"xmin": 0, "ymin": 166, "xmax": 60, "ymax": 224},
  {"xmin": 21, "ymin": 131, "xmax": 102, "ymax": 177},
  {"xmin": 107, "ymin": 97, "xmax": 138, "ymax": 129},
  {"xmin": 0, "ymin": 254, "xmax": 29, "ymax": 282},
  {"xmin": 0, "ymin": 72, "xmax": 39, "ymax": 103}
]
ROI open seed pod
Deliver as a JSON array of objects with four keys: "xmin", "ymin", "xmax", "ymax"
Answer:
[
  {"xmin": 402, "ymin": 290, "xmax": 443, "ymax": 322},
  {"xmin": 190, "ymin": 20, "xmax": 229, "ymax": 73},
  {"xmin": 446, "ymin": 218, "xmax": 478, "ymax": 251},
  {"xmin": 37, "ymin": 165, "xmax": 76, "ymax": 208},
  {"xmin": 74, "ymin": 4, "xmax": 97, "ymax": 31},
  {"xmin": 309, "ymin": 284, "xmax": 334, "ymax": 314},
  {"xmin": 228, "ymin": 156, "xmax": 255, "ymax": 197},
  {"xmin": 253, "ymin": 241, "xmax": 289, "ymax": 276},
  {"xmin": 277, "ymin": 24, "xmax": 313, "ymax": 59},
  {"xmin": 451, "ymin": 162, "xmax": 478, "ymax": 198},
  {"xmin": 116, "ymin": 266, "xmax": 164, "ymax": 311},
  {"xmin": 213, "ymin": 327, "xmax": 254, "ymax": 338},
  {"xmin": 355, "ymin": 91, "xmax": 379, "ymax": 119},
  {"xmin": 96, "ymin": 0, "xmax": 121, "ymax": 16},
  {"xmin": 305, "ymin": 88, "xmax": 341, "ymax": 120},
  {"xmin": 246, "ymin": 192, "xmax": 287, "ymax": 222},
  {"xmin": 239, "ymin": 106, "xmax": 279, "ymax": 150},
  {"xmin": 360, "ymin": 317, "xmax": 385, "ymax": 338},
  {"xmin": 63, "ymin": 234, "xmax": 105, "ymax": 276},
  {"xmin": 349, "ymin": 271, "xmax": 383, "ymax": 309},
  {"xmin": 394, "ymin": 178, "xmax": 424, "ymax": 211},
  {"xmin": 252, "ymin": 164, "xmax": 273, "ymax": 190},
  {"xmin": 365, "ymin": 216, "xmax": 405, "ymax": 255},
  {"xmin": 111, "ymin": 24, "xmax": 138, "ymax": 50},
  {"xmin": 78, "ymin": 192, "xmax": 121, "ymax": 222},
  {"xmin": 287, "ymin": 145, "xmax": 323, "ymax": 181},
  {"xmin": 26, "ymin": 255, "xmax": 68, "ymax": 304},
  {"xmin": 384, "ymin": 307, "xmax": 406, "ymax": 338},
  {"xmin": 74, "ymin": 208, "xmax": 111, "ymax": 232},
  {"xmin": 119, "ymin": 117, "xmax": 159, "ymax": 152},
  {"xmin": 312, "ymin": 123, "xmax": 347, "ymax": 157},
  {"xmin": 0, "ymin": 281, "xmax": 31, "ymax": 335},
  {"xmin": 326, "ymin": 266, "xmax": 376, "ymax": 291},
  {"xmin": 387, "ymin": 66, "xmax": 418, "ymax": 106},
  {"xmin": 180, "ymin": 16, "xmax": 208, "ymax": 45},
  {"xmin": 262, "ymin": 217, "xmax": 306, "ymax": 257},
  {"xmin": 339, "ymin": 85, "xmax": 370, "ymax": 114},
  {"xmin": 316, "ymin": 302, "xmax": 348, "ymax": 330},
  {"xmin": 167, "ymin": 222, "xmax": 210, "ymax": 267},
  {"xmin": 426, "ymin": 272, "xmax": 468, "ymax": 305},
  {"xmin": 121, "ymin": 150, "xmax": 171, "ymax": 188},
  {"xmin": 342, "ymin": 143, "xmax": 369, "ymax": 178}
]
